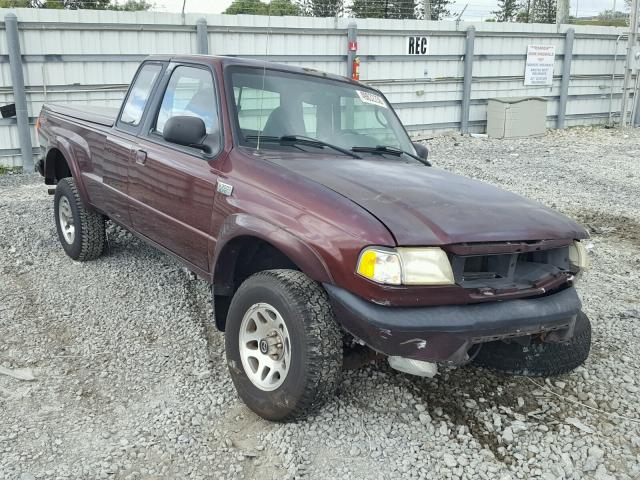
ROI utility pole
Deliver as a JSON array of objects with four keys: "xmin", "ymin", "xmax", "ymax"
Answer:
[
  {"xmin": 423, "ymin": 0, "xmax": 431, "ymax": 20},
  {"xmin": 556, "ymin": 0, "xmax": 570, "ymax": 25},
  {"xmin": 621, "ymin": 0, "xmax": 639, "ymax": 126}
]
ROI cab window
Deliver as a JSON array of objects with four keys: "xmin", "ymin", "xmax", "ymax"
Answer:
[
  {"xmin": 155, "ymin": 66, "xmax": 219, "ymax": 135},
  {"xmin": 120, "ymin": 64, "xmax": 162, "ymax": 126}
]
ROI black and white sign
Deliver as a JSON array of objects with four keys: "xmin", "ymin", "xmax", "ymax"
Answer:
[
  {"xmin": 524, "ymin": 45, "xmax": 556, "ymax": 86},
  {"xmin": 406, "ymin": 36, "xmax": 429, "ymax": 55}
]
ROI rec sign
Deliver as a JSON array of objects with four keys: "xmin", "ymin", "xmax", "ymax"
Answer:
[{"xmin": 406, "ymin": 36, "xmax": 429, "ymax": 55}]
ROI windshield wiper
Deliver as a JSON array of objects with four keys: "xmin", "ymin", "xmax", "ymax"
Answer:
[
  {"xmin": 351, "ymin": 145, "xmax": 431, "ymax": 166},
  {"xmin": 245, "ymin": 135, "xmax": 361, "ymax": 159}
]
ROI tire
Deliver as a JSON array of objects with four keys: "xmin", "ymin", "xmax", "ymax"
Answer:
[
  {"xmin": 472, "ymin": 311, "xmax": 591, "ymax": 377},
  {"xmin": 54, "ymin": 177, "xmax": 105, "ymax": 261},
  {"xmin": 225, "ymin": 269, "xmax": 343, "ymax": 421}
]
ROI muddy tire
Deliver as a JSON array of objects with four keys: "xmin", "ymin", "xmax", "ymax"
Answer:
[
  {"xmin": 225, "ymin": 269, "xmax": 343, "ymax": 421},
  {"xmin": 472, "ymin": 311, "xmax": 591, "ymax": 376},
  {"xmin": 54, "ymin": 177, "xmax": 105, "ymax": 261}
]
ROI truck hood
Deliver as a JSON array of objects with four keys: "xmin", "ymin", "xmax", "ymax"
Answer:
[{"xmin": 266, "ymin": 155, "xmax": 588, "ymax": 245}]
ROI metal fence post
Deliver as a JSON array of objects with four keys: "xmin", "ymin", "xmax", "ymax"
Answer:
[
  {"xmin": 347, "ymin": 21, "xmax": 357, "ymax": 79},
  {"xmin": 196, "ymin": 18, "xmax": 208, "ymax": 55},
  {"xmin": 5, "ymin": 13, "xmax": 33, "ymax": 172},
  {"xmin": 557, "ymin": 28, "xmax": 574, "ymax": 129},
  {"xmin": 461, "ymin": 26, "xmax": 475, "ymax": 134},
  {"xmin": 634, "ymin": 88, "xmax": 640, "ymax": 126}
]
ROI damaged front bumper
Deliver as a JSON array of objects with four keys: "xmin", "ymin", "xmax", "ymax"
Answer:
[{"xmin": 324, "ymin": 284, "xmax": 582, "ymax": 365}]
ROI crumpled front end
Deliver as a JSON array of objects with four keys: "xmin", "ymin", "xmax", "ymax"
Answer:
[{"xmin": 326, "ymin": 284, "xmax": 582, "ymax": 365}]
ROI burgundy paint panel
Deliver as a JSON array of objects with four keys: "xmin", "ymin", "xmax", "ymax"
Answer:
[
  {"xmin": 265, "ymin": 155, "xmax": 589, "ymax": 245},
  {"xmin": 128, "ymin": 138, "xmax": 220, "ymax": 272}
]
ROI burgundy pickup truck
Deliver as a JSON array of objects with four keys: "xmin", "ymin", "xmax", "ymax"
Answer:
[{"xmin": 36, "ymin": 55, "xmax": 591, "ymax": 421}]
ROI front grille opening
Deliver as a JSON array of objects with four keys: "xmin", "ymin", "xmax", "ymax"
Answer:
[
  {"xmin": 463, "ymin": 256, "xmax": 498, "ymax": 280},
  {"xmin": 462, "ymin": 254, "xmax": 514, "ymax": 281},
  {"xmin": 451, "ymin": 245, "xmax": 574, "ymax": 292}
]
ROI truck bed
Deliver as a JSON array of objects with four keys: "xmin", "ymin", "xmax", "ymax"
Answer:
[{"xmin": 44, "ymin": 103, "xmax": 119, "ymax": 127}]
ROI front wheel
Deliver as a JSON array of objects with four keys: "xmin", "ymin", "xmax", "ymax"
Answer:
[{"xmin": 225, "ymin": 270, "xmax": 343, "ymax": 421}]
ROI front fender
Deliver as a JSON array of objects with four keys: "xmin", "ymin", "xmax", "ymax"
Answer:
[{"xmin": 212, "ymin": 213, "xmax": 334, "ymax": 293}]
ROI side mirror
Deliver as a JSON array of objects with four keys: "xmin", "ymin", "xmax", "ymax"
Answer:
[
  {"xmin": 412, "ymin": 142, "xmax": 429, "ymax": 162},
  {"xmin": 163, "ymin": 116, "xmax": 210, "ymax": 152}
]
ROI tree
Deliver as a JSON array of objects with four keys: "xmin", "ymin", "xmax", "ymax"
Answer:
[
  {"xmin": 300, "ymin": 0, "xmax": 343, "ymax": 17},
  {"xmin": 225, "ymin": 0, "xmax": 268, "ymax": 14},
  {"xmin": 350, "ymin": 0, "xmax": 418, "ymax": 19},
  {"xmin": 427, "ymin": 0, "xmax": 451, "ymax": 19},
  {"xmin": 515, "ymin": 0, "xmax": 532, "ymax": 22},
  {"xmin": 0, "ymin": 0, "xmax": 150, "ymax": 9},
  {"xmin": 110, "ymin": 0, "xmax": 153, "ymax": 10},
  {"xmin": 268, "ymin": 0, "xmax": 302, "ymax": 15},
  {"xmin": 531, "ymin": 0, "xmax": 556, "ymax": 23},
  {"xmin": 0, "ymin": 0, "xmax": 30, "ymax": 6},
  {"xmin": 492, "ymin": 0, "xmax": 518, "ymax": 21},
  {"xmin": 225, "ymin": 0, "xmax": 301, "ymax": 15}
]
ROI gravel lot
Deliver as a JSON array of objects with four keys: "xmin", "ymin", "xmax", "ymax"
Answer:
[{"xmin": 1, "ymin": 125, "xmax": 639, "ymax": 480}]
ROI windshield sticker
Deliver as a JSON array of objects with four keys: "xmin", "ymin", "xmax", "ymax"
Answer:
[{"xmin": 356, "ymin": 90, "xmax": 387, "ymax": 109}]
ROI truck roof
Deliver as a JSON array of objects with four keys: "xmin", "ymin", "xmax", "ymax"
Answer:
[{"xmin": 145, "ymin": 54, "xmax": 368, "ymax": 89}]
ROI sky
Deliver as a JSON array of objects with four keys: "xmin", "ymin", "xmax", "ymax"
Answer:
[{"xmin": 151, "ymin": 0, "xmax": 622, "ymax": 21}]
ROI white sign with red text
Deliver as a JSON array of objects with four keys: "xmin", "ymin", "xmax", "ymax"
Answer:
[{"xmin": 524, "ymin": 45, "xmax": 556, "ymax": 86}]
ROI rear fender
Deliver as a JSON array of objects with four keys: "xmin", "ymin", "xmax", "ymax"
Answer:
[{"xmin": 46, "ymin": 134, "xmax": 91, "ymax": 206}]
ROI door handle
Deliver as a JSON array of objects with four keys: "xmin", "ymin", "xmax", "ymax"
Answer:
[{"xmin": 135, "ymin": 150, "xmax": 147, "ymax": 165}]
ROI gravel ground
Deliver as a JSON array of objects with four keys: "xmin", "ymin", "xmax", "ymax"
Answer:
[{"xmin": 1, "ymin": 125, "xmax": 639, "ymax": 480}]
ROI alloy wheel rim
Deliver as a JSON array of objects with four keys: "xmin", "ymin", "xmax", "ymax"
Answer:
[
  {"xmin": 238, "ymin": 302, "xmax": 291, "ymax": 391},
  {"xmin": 58, "ymin": 196, "xmax": 75, "ymax": 244}
]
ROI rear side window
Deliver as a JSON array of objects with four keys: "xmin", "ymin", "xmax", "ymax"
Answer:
[
  {"xmin": 155, "ymin": 66, "xmax": 218, "ymax": 135},
  {"xmin": 120, "ymin": 64, "xmax": 162, "ymax": 126}
]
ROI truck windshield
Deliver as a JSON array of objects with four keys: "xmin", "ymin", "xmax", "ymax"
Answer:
[{"xmin": 229, "ymin": 67, "xmax": 414, "ymax": 156}]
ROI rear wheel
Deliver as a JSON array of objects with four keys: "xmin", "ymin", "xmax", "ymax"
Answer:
[
  {"xmin": 472, "ymin": 311, "xmax": 591, "ymax": 376},
  {"xmin": 225, "ymin": 269, "xmax": 343, "ymax": 421},
  {"xmin": 54, "ymin": 177, "xmax": 105, "ymax": 261}
]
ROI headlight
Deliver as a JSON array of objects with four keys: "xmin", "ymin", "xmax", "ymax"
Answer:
[
  {"xmin": 398, "ymin": 247, "xmax": 455, "ymax": 285},
  {"xmin": 356, "ymin": 247, "xmax": 454, "ymax": 286},
  {"xmin": 356, "ymin": 248, "xmax": 402, "ymax": 285},
  {"xmin": 569, "ymin": 241, "xmax": 590, "ymax": 269}
]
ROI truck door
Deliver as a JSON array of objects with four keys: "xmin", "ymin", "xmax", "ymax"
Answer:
[
  {"xmin": 128, "ymin": 63, "xmax": 223, "ymax": 274},
  {"xmin": 99, "ymin": 62, "xmax": 163, "ymax": 227}
]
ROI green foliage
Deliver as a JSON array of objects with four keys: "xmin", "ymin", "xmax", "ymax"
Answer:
[
  {"xmin": 532, "ymin": 0, "xmax": 556, "ymax": 23},
  {"xmin": 492, "ymin": 0, "xmax": 518, "ymax": 21},
  {"xmin": 0, "ymin": 0, "xmax": 37, "ymax": 6},
  {"xmin": 225, "ymin": 0, "xmax": 268, "ymax": 14},
  {"xmin": 426, "ymin": 0, "xmax": 451, "ymax": 20},
  {"xmin": 268, "ymin": 0, "xmax": 302, "ymax": 15},
  {"xmin": 298, "ymin": 0, "xmax": 342, "ymax": 16},
  {"xmin": 571, "ymin": 17, "xmax": 629, "ymax": 26},
  {"xmin": 350, "ymin": 0, "xmax": 415, "ymax": 19},
  {"xmin": 109, "ymin": 0, "xmax": 153, "ymax": 10},
  {"xmin": 594, "ymin": 9, "xmax": 629, "ymax": 25},
  {"xmin": 0, "ymin": 165, "xmax": 22, "ymax": 175},
  {"xmin": 0, "ymin": 0, "xmax": 151, "ymax": 9},
  {"xmin": 349, "ymin": 0, "xmax": 450, "ymax": 20},
  {"xmin": 225, "ymin": 0, "xmax": 301, "ymax": 15},
  {"xmin": 515, "ymin": 0, "xmax": 555, "ymax": 24}
]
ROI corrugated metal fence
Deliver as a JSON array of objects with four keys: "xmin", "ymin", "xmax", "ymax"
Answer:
[{"xmin": 0, "ymin": 8, "xmax": 633, "ymax": 167}]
